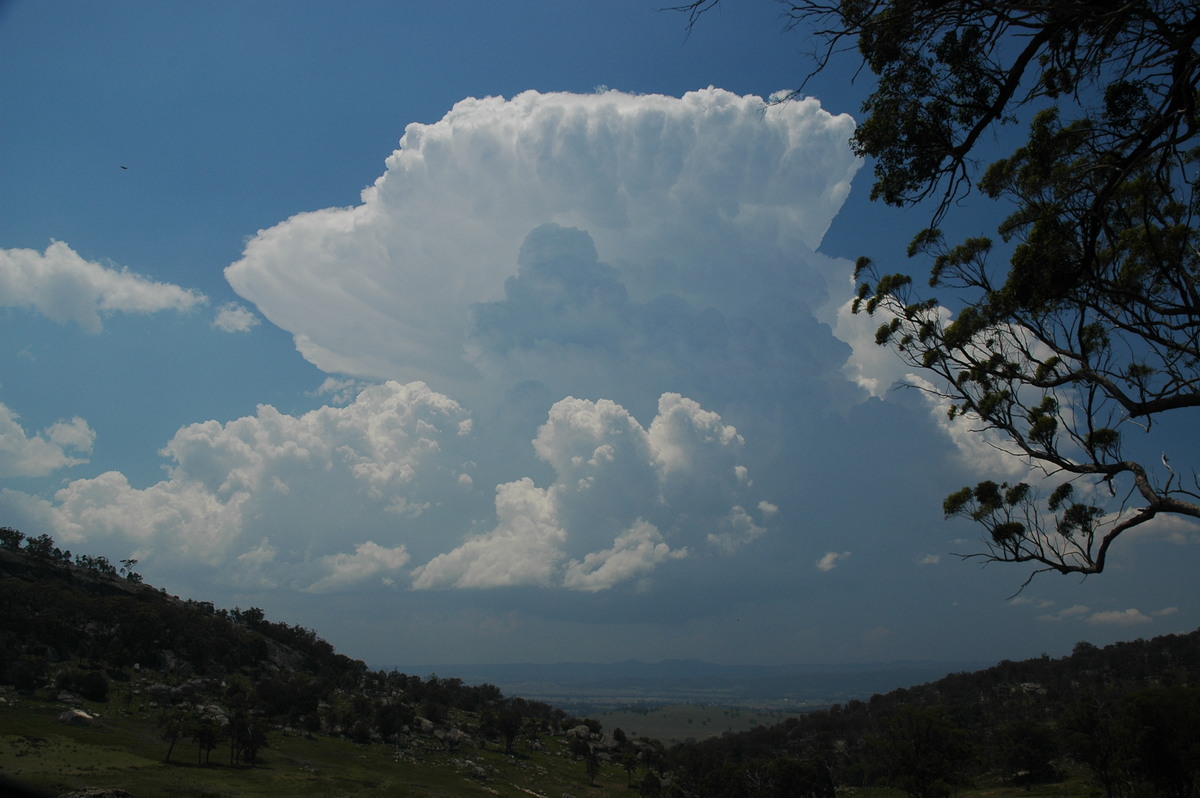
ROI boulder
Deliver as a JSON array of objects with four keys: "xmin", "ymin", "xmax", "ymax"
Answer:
[{"xmin": 57, "ymin": 709, "xmax": 93, "ymax": 727}]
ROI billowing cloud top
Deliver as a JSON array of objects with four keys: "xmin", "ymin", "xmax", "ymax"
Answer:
[{"xmin": 226, "ymin": 88, "xmax": 859, "ymax": 386}]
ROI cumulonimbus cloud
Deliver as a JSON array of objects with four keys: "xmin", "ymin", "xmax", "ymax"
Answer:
[
  {"xmin": 225, "ymin": 88, "xmax": 860, "ymax": 387},
  {"xmin": 5, "ymin": 89, "xmax": 871, "ymax": 602},
  {"xmin": 0, "ymin": 241, "xmax": 205, "ymax": 332}
]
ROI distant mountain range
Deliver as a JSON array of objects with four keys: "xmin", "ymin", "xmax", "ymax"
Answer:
[{"xmin": 392, "ymin": 658, "xmax": 994, "ymax": 711}]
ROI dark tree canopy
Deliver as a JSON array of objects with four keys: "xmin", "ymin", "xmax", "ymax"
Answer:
[{"xmin": 680, "ymin": 0, "xmax": 1200, "ymax": 580}]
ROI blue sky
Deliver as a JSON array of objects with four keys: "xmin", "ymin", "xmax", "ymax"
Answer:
[{"xmin": 1, "ymin": 0, "xmax": 1196, "ymax": 669}]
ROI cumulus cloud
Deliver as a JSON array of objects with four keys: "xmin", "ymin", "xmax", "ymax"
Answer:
[
  {"xmin": 0, "ymin": 403, "xmax": 95, "ymax": 478},
  {"xmin": 1035, "ymin": 604, "xmax": 1174, "ymax": 626},
  {"xmin": 412, "ymin": 392, "xmax": 769, "ymax": 591},
  {"xmin": 826, "ymin": 287, "xmax": 1076, "ymax": 484},
  {"xmin": 1038, "ymin": 604, "xmax": 1091, "ymax": 622},
  {"xmin": 816, "ymin": 550, "xmax": 851, "ymax": 572},
  {"xmin": 307, "ymin": 541, "xmax": 411, "ymax": 593},
  {"xmin": 411, "ymin": 477, "xmax": 567, "ymax": 590},
  {"xmin": 1124, "ymin": 513, "xmax": 1200, "ymax": 545},
  {"xmin": 0, "ymin": 381, "xmax": 474, "ymax": 585},
  {"xmin": 212, "ymin": 302, "xmax": 260, "ymax": 333},
  {"xmin": 562, "ymin": 520, "xmax": 688, "ymax": 592},
  {"xmin": 1, "ymin": 241, "xmax": 205, "ymax": 332},
  {"xmin": 312, "ymin": 377, "xmax": 368, "ymax": 405},
  {"xmin": 1087, "ymin": 608, "xmax": 1153, "ymax": 626},
  {"xmin": 226, "ymin": 88, "xmax": 860, "ymax": 387},
  {"xmin": 827, "ymin": 294, "xmax": 915, "ymax": 399},
  {"xmin": 1009, "ymin": 596, "xmax": 1053, "ymax": 609}
]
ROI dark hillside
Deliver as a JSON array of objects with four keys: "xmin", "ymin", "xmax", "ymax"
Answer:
[
  {"xmin": 666, "ymin": 627, "xmax": 1200, "ymax": 796},
  {"xmin": 0, "ymin": 529, "xmax": 644, "ymax": 797},
  {"xmin": 3, "ymin": 526, "xmax": 1198, "ymax": 798}
]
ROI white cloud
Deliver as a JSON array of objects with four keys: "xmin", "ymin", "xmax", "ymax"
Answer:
[
  {"xmin": 815, "ymin": 550, "xmax": 851, "ymax": 572},
  {"xmin": 1124, "ymin": 513, "xmax": 1200, "ymax": 545},
  {"xmin": 827, "ymin": 295, "xmax": 915, "ymax": 398},
  {"xmin": 0, "ymin": 403, "xmax": 95, "ymax": 478},
  {"xmin": 2, "ymin": 385, "xmax": 770, "ymax": 596},
  {"xmin": 0, "ymin": 241, "xmax": 205, "ymax": 332},
  {"xmin": 1037, "ymin": 604, "xmax": 1091, "ymax": 622},
  {"xmin": 212, "ymin": 302, "xmax": 260, "ymax": 333},
  {"xmin": 917, "ymin": 554, "xmax": 941, "ymax": 566},
  {"xmin": 0, "ymin": 381, "xmax": 473, "ymax": 585},
  {"xmin": 905, "ymin": 375, "xmax": 1030, "ymax": 479},
  {"xmin": 226, "ymin": 88, "xmax": 860, "ymax": 386},
  {"xmin": 307, "ymin": 541, "xmax": 411, "ymax": 593},
  {"xmin": 1087, "ymin": 608, "xmax": 1153, "ymax": 626},
  {"xmin": 411, "ymin": 477, "xmax": 566, "ymax": 590},
  {"xmin": 707, "ymin": 506, "xmax": 767, "ymax": 554},
  {"xmin": 563, "ymin": 520, "xmax": 688, "ymax": 592},
  {"xmin": 413, "ymin": 392, "xmax": 769, "ymax": 591},
  {"xmin": 827, "ymin": 293, "xmax": 1080, "ymax": 485},
  {"xmin": 312, "ymin": 377, "xmax": 367, "ymax": 406},
  {"xmin": 233, "ymin": 538, "xmax": 279, "ymax": 588}
]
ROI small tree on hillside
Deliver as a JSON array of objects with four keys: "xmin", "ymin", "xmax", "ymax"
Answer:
[{"xmin": 158, "ymin": 708, "xmax": 188, "ymax": 764}]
